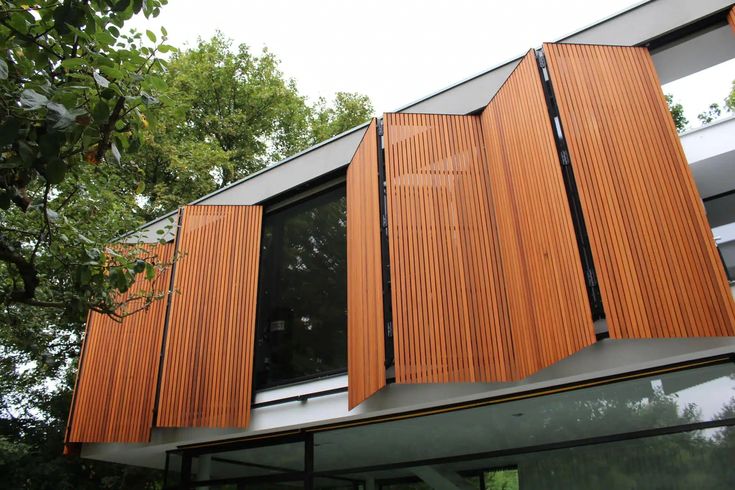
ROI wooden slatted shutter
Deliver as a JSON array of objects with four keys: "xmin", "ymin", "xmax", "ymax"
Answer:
[
  {"xmin": 728, "ymin": 5, "xmax": 735, "ymax": 34},
  {"xmin": 346, "ymin": 120, "xmax": 386, "ymax": 409},
  {"xmin": 544, "ymin": 42, "xmax": 735, "ymax": 339},
  {"xmin": 478, "ymin": 51, "xmax": 595, "ymax": 379},
  {"xmin": 157, "ymin": 205, "xmax": 263, "ymax": 428},
  {"xmin": 66, "ymin": 242, "xmax": 174, "ymax": 443},
  {"xmin": 383, "ymin": 52, "xmax": 595, "ymax": 383}
]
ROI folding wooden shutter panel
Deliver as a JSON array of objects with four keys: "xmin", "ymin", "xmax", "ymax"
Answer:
[
  {"xmin": 478, "ymin": 51, "xmax": 595, "ymax": 379},
  {"xmin": 384, "ymin": 112, "xmax": 497, "ymax": 383},
  {"xmin": 66, "ymin": 242, "xmax": 174, "ymax": 443},
  {"xmin": 544, "ymin": 43, "xmax": 735, "ymax": 338},
  {"xmin": 346, "ymin": 119, "xmax": 386, "ymax": 409},
  {"xmin": 157, "ymin": 205, "xmax": 263, "ymax": 427}
]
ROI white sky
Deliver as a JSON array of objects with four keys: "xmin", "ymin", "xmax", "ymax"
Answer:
[{"xmin": 132, "ymin": 0, "xmax": 734, "ymax": 128}]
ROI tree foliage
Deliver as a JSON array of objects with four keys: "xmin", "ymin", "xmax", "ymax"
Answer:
[
  {"xmin": 697, "ymin": 102, "xmax": 722, "ymax": 125},
  {"xmin": 0, "ymin": 0, "xmax": 175, "ymax": 321},
  {"xmin": 129, "ymin": 33, "xmax": 374, "ymax": 220},
  {"xmin": 665, "ymin": 94, "xmax": 688, "ymax": 133}
]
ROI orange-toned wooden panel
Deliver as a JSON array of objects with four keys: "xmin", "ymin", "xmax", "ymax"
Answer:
[
  {"xmin": 384, "ymin": 53, "xmax": 595, "ymax": 384},
  {"xmin": 385, "ymin": 112, "xmax": 493, "ymax": 383},
  {"xmin": 157, "ymin": 205, "xmax": 262, "ymax": 428},
  {"xmin": 544, "ymin": 42, "xmax": 735, "ymax": 339},
  {"xmin": 346, "ymin": 119, "xmax": 386, "ymax": 409},
  {"xmin": 66, "ymin": 242, "xmax": 174, "ymax": 443},
  {"xmin": 728, "ymin": 5, "xmax": 735, "ymax": 34},
  {"xmin": 479, "ymin": 51, "xmax": 595, "ymax": 379}
]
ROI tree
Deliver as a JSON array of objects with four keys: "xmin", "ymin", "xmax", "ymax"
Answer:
[
  {"xmin": 129, "ymin": 33, "xmax": 374, "ymax": 220},
  {"xmin": 0, "ymin": 0, "xmax": 175, "ymax": 322},
  {"xmin": 310, "ymin": 91, "xmax": 374, "ymax": 144},
  {"xmin": 697, "ymin": 102, "xmax": 722, "ymax": 125},
  {"xmin": 0, "ymin": 1, "xmax": 171, "ymax": 487},
  {"xmin": 665, "ymin": 94, "xmax": 688, "ymax": 133},
  {"xmin": 726, "ymin": 79, "xmax": 735, "ymax": 113}
]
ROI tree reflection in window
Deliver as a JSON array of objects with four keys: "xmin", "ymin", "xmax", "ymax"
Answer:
[{"xmin": 255, "ymin": 185, "xmax": 347, "ymax": 388}]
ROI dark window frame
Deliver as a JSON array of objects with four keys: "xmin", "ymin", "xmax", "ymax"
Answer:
[{"xmin": 253, "ymin": 176, "xmax": 349, "ymax": 391}]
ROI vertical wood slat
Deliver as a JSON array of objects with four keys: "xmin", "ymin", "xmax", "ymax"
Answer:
[
  {"xmin": 544, "ymin": 42, "xmax": 735, "ymax": 339},
  {"xmin": 66, "ymin": 242, "xmax": 174, "ymax": 443},
  {"xmin": 384, "ymin": 51, "xmax": 594, "ymax": 384},
  {"xmin": 728, "ymin": 5, "xmax": 735, "ymax": 34},
  {"xmin": 479, "ymin": 51, "xmax": 595, "ymax": 379},
  {"xmin": 346, "ymin": 119, "xmax": 386, "ymax": 409},
  {"xmin": 157, "ymin": 205, "xmax": 262, "ymax": 428}
]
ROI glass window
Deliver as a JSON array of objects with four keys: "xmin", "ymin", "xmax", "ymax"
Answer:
[{"xmin": 255, "ymin": 184, "xmax": 347, "ymax": 388}]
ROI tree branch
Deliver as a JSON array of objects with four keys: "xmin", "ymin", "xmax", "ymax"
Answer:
[
  {"xmin": 0, "ymin": 234, "xmax": 40, "ymax": 302},
  {"xmin": 94, "ymin": 96, "xmax": 126, "ymax": 162}
]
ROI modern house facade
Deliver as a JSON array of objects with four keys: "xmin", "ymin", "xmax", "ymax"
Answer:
[{"xmin": 65, "ymin": 1, "xmax": 735, "ymax": 488}]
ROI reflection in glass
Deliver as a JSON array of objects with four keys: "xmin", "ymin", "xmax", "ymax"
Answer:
[
  {"xmin": 315, "ymin": 363, "xmax": 735, "ymax": 472},
  {"xmin": 255, "ymin": 185, "xmax": 347, "ymax": 388},
  {"xmin": 190, "ymin": 441, "xmax": 304, "ymax": 483}
]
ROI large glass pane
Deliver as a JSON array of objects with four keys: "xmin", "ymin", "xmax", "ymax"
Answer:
[
  {"xmin": 255, "ymin": 185, "xmax": 347, "ymax": 388},
  {"xmin": 191, "ymin": 441, "xmax": 304, "ymax": 483},
  {"xmin": 366, "ymin": 428, "xmax": 733, "ymax": 490},
  {"xmin": 315, "ymin": 362, "xmax": 735, "ymax": 472},
  {"xmin": 509, "ymin": 427, "xmax": 734, "ymax": 489}
]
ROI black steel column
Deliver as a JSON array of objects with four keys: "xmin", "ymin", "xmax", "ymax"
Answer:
[
  {"xmin": 305, "ymin": 432, "xmax": 314, "ymax": 490},
  {"xmin": 534, "ymin": 49, "xmax": 605, "ymax": 321},
  {"xmin": 376, "ymin": 118, "xmax": 395, "ymax": 369}
]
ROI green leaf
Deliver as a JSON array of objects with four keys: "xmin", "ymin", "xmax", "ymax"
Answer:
[
  {"xmin": 45, "ymin": 158, "xmax": 66, "ymax": 184},
  {"xmin": 46, "ymin": 102, "xmax": 79, "ymax": 130},
  {"xmin": 133, "ymin": 259, "xmax": 146, "ymax": 273},
  {"xmin": 0, "ymin": 59, "xmax": 7, "ymax": 80},
  {"xmin": 93, "ymin": 72, "xmax": 110, "ymax": 88},
  {"xmin": 158, "ymin": 44, "xmax": 176, "ymax": 53},
  {"xmin": 93, "ymin": 101, "xmax": 110, "ymax": 123},
  {"xmin": 60, "ymin": 58, "xmax": 85, "ymax": 69},
  {"xmin": 17, "ymin": 140, "xmax": 36, "ymax": 165},
  {"xmin": 112, "ymin": 0, "xmax": 131, "ymax": 12},
  {"xmin": 38, "ymin": 132, "xmax": 65, "ymax": 158},
  {"xmin": 99, "ymin": 65, "xmax": 125, "ymax": 80},
  {"xmin": 94, "ymin": 30, "xmax": 116, "ymax": 46},
  {"xmin": 161, "ymin": 26, "xmax": 168, "ymax": 37},
  {"xmin": 144, "ymin": 262, "xmax": 155, "ymax": 280},
  {"xmin": 52, "ymin": 6, "xmax": 70, "ymax": 35},
  {"xmin": 101, "ymin": 88, "xmax": 116, "ymax": 100},
  {"xmin": 135, "ymin": 180, "xmax": 145, "ymax": 193},
  {"xmin": 79, "ymin": 266, "xmax": 91, "ymax": 286},
  {"xmin": 147, "ymin": 75, "xmax": 166, "ymax": 91},
  {"xmin": 0, "ymin": 118, "xmax": 20, "ymax": 147},
  {"xmin": 146, "ymin": 29, "xmax": 156, "ymax": 43},
  {"xmin": 20, "ymin": 89, "xmax": 48, "ymax": 110}
]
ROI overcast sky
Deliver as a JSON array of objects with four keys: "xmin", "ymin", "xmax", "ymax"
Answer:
[{"xmin": 132, "ymin": 0, "xmax": 734, "ymax": 129}]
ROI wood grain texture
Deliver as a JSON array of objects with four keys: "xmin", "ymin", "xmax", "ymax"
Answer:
[
  {"xmin": 729, "ymin": 5, "xmax": 735, "ymax": 34},
  {"xmin": 384, "ymin": 112, "xmax": 491, "ymax": 383},
  {"xmin": 544, "ymin": 42, "xmax": 735, "ymax": 339},
  {"xmin": 479, "ymin": 51, "xmax": 595, "ymax": 379},
  {"xmin": 346, "ymin": 119, "xmax": 386, "ymax": 409},
  {"xmin": 66, "ymin": 242, "xmax": 174, "ymax": 443},
  {"xmin": 384, "ymin": 55, "xmax": 594, "ymax": 384},
  {"xmin": 157, "ymin": 205, "xmax": 262, "ymax": 428}
]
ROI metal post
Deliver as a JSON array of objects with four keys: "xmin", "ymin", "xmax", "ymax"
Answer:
[{"xmin": 305, "ymin": 432, "xmax": 314, "ymax": 490}]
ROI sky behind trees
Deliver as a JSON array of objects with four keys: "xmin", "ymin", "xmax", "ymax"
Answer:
[{"xmin": 131, "ymin": 0, "xmax": 735, "ymax": 130}]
